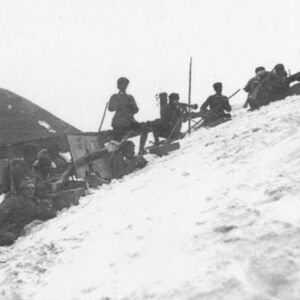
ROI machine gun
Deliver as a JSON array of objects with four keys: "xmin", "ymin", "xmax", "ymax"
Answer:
[{"xmin": 176, "ymin": 102, "xmax": 198, "ymax": 110}]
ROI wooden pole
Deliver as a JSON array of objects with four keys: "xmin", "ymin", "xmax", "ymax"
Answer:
[
  {"xmin": 188, "ymin": 57, "xmax": 192, "ymax": 134},
  {"xmin": 98, "ymin": 102, "xmax": 108, "ymax": 132}
]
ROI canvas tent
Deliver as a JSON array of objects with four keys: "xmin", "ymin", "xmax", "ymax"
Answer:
[{"xmin": 0, "ymin": 88, "xmax": 81, "ymax": 145}]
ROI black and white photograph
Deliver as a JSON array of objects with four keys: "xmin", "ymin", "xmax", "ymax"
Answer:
[{"xmin": 0, "ymin": 0, "xmax": 300, "ymax": 299}]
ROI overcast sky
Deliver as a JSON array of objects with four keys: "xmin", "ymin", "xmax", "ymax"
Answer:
[{"xmin": 0, "ymin": 0, "xmax": 299, "ymax": 131}]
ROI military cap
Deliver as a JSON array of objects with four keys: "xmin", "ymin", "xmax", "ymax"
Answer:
[
  {"xmin": 213, "ymin": 82, "xmax": 222, "ymax": 90},
  {"xmin": 117, "ymin": 77, "xmax": 130, "ymax": 85},
  {"xmin": 169, "ymin": 93, "xmax": 180, "ymax": 101},
  {"xmin": 255, "ymin": 66, "xmax": 265, "ymax": 73}
]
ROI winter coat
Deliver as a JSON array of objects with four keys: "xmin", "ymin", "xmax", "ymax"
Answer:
[
  {"xmin": 2, "ymin": 159, "xmax": 36, "ymax": 193},
  {"xmin": 201, "ymin": 94, "xmax": 231, "ymax": 118},
  {"xmin": 108, "ymin": 152, "xmax": 147, "ymax": 179},
  {"xmin": 108, "ymin": 92, "xmax": 139, "ymax": 129},
  {"xmin": 0, "ymin": 194, "xmax": 56, "ymax": 236}
]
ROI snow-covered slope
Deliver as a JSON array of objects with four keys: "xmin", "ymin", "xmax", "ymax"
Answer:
[{"xmin": 1, "ymin": 97, "xmax": 300, "ymax": 300}]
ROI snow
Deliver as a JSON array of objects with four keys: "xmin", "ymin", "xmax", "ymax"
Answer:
[
  {"xmin": 38, "ymin": 120, "xmax": 56, "ymax": 133},
  {"xmin": 1, "ymin": 97, "xmax": 300, "ymax": 300}
]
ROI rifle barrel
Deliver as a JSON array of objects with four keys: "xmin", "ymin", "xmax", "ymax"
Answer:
[{"xmin": 228, "ymin": 89, "xmax": 241, "ymax": 99}]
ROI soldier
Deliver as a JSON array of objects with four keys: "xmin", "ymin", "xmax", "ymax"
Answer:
[
  {"xmin": 248, "ymin": 63, "xmax": 300, "ymax": 109},
  {"xmin": 0, "ymin": 177, "xmax": 56, "ymax": 246},
  {"xmin": 152, "ymin": 92, "xmax": 186, "ymax": 144},
  {"xmin": 268, "ymin": 63, "xmax": 290, "ymax": 102},
  {"xmin": 200, "ymin": 82, "xmax": 232, "ymax": 125},
  {"xmin": 108, "ymin": 141, "xmax": 147, "ymax": 179},
  {"xmin": 108, "ymin": 77, "xmax": 149, "ymax": 154},
  {"xmin": 2, "ymin": 143, "xmax": 38, "ymax": 194},
  {"xmin": 243, "ymin": 66, "xmax": 266, "ymax": 108},
  {"xmin": 37, "ymin": 143, "xmax": 68, "ymax": 174}
]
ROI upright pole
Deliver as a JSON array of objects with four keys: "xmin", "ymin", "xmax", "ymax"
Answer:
[
  {"xmin": 98, "ymin": 102, "xmax": 108, "ymax": 132},
  {"xmin": 188, "ymin": 57, "xmax": 193, "ymax": 134}
]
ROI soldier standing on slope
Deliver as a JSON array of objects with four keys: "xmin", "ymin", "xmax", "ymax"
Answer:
[{"xmin": 108, "ymin": 77, "xmax": 149, "ymax": 154}]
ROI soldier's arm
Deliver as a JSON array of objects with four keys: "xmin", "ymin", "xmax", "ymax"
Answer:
[
  {"xmin": 108, "ymin": 95, "xmax": 118, "ymax": 112},
  {"xmin": 128, "ymin": 95, "xmax": 139, "ymax": 114},
  {"xmin": 244, "ymin": 79, "xmax": 252, "ymax": 92},
  {"xmin": 223, "ymin": 97, "xmax": 232, "ymax": 112},
  {"xmin": 135, "ymin": 156, "xmax": 147, "ymax": 169},
  {"xmin": 0, "ymin": 197, "xmax": 14, "ymax": 224},
  {"xmin": 200, "ymin": 97, "xmax": 211, "ymax": 112}
]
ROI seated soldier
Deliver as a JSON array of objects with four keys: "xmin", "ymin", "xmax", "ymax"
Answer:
[
  {"xmin": 107, "ymin": 141, "xmax": 147, "ymax": 179},
  {"xmin": 152, "ymin": 93, "xmax": 186, "ymax": 144},
  {"xmin": 2, "ymin": 143, "xmax": 38, "ymax": 194},
  {"xmin": 200, "ymin": 82, "xmax": 232, "ymax": 125},
  {"xmin": 108, "ymin": 77, "xmax": 150, "ymax": 154},
  {"xmin": 0, "ymin": 177, "xmax": 56, "ymax": 246},
  {"xmin": 243, "ymin": 66, "xmax": 266, "ymax": 108}
]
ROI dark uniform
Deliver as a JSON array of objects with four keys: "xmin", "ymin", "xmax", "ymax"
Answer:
[
  {"xmin": 2, "ymin": 159, "xmax": 36, "ymax": 194},
  {"xmin": 0, "ymin": 179, "xmax": 56, "ymax": 246},
  {"xmin": 108, "ymin": 91, "xmax": 140, "ymax": 138},
  {"xmin": 152, "ymin": 93, "xmax": 184, "ymax": 143},
  {"xmin": 107, "ymin": 141, "xmax": 147, "ymax": 179},
  {"xmin": 108, "ymin": 77, "xmax": 148, "ymax": 154},
  {"xmin": 243, "ymin": 66, "xmax": 266, "ymax": 108},
  {"xmin": 2, "ymin": 143, "xmax": 38, "ymax": 194},
  {"xmin": 201, "ymin": 82, "xmax": 231, "ymax": 124},
  {"xmin": 268, "ymin": 64, "xmax": 290, "ymax": 102},
  {"xmin": 248, "ymin": 64, "xmax": 300, "ymax": 109}
]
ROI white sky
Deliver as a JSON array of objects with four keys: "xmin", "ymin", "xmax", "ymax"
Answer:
[{"xmin": 0, "ymin": 0, "xmax": 299, "ymax": 131}]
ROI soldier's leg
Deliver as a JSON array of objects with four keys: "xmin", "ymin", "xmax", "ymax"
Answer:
[
  {"xmin": 0, "ymin": 231, "xmax": 17, "ymax": 246},
  {"xmin": 151, "ymin": 119, "xmax": 165, "ymax": 145},
  {"xmin": 112, "ymin": 126, "xmax": 129, "ymax": 142},
  {"xmin": 138, "ymin": 123, "xmax": 150, "ymax": 154}
]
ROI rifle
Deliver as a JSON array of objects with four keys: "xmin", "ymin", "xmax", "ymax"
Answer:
[
  {"xmin": 184, "ymin": 88, "xmax": 241, "ymax": 134},
  {"xmin": 228, "ymin": 88, "xmax": 241, "ymax": 99},
  {"xmin": 52, "ymin": 131, "xmax": 134, "ymax": 191}
]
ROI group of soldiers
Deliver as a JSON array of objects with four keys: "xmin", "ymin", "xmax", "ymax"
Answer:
[
  {"xmin": 108, "ymin": 63, "xmax": 300, "ymax": 154},
  {"xmin": 243, "ymin": 63, "xmax": 300, "ymax": 109},
  {"xmin": 1, "ymin": 62, "xmax": 299, "ymax": 246},
  {"xmin": 0, "ymin": 137, "xmax": 147, "ymax": 246}
]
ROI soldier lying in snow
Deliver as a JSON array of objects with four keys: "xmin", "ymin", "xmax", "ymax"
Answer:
[{"xmin": 0, "ymin": 178, "xmax": 56, "ymax": 246}]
